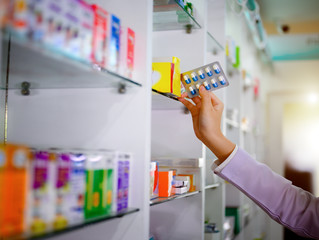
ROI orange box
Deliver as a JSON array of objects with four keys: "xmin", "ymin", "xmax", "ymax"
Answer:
[
  {"xmin": 0, "ymin": 144, "xmax": 30, "ymax": 238},
  {"xmin": 158, "ymin": 171, "xmax": 174, "ymax": 197},
  {"xmin": 178, "ymin": 174, "xmax": 195, "ymax": 192}
]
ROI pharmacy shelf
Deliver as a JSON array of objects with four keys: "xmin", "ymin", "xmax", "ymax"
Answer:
[
  {"xmin": 204, "ymin": 183, "xmax": 220, "ymax": 190},
  {"xmin": 152, "ymin": 89, "xmax": 186, "ymax": 110},
  {"xmin": 150, "ymin": 191, "xmax": 200, "ymax": 206},
  {"xmin": 1, "ymin": 32, "xmax": 142, "ymax": 91},
  {"xmin": 225, "ymin": 118, "xmax": 240, "ymax": 128},
  {"xmin": 27, "ymin": 208, "xmax": 140, "ymax": 240},
  {"xmin": 153, "ymin": 0, "xmax": 201, "ymax": 31},
  {"xmin": 207, "ymin": 32, "xmax": 224, "ymax": 53}
]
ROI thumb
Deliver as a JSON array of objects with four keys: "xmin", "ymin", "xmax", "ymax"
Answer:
[{"xmin": 199, "ymin": 86, "xmax": 213, "ymax": 110}]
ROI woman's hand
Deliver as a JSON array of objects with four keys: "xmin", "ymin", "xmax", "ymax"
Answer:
[{"xmin": 178, "ymin": 86, "xmax": 235, "ymax": 162}]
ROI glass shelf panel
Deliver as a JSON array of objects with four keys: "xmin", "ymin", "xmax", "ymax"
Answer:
[
  {"xmin": 150, "ymin": 191, "xmax": 200, "ymax": 206},
  {"xmin": 153, "ymin": 0, "xmax": 201, "ymax": 31},
  {"xmin": 13, "ymin": 208, "xmax": 140, "ymax": 240},
  {"xmin": 204, "ymin": 183, "xmax": 220, "ymax": 190},
  {"xmin": 207, "ymin": 32, "xmax": 224, "ymax": 53},
  {"xmin": 1, "ymin": 32, "xmax": 142, "ymax": 90}
]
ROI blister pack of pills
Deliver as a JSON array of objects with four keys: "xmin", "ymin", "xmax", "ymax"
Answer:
[{"xmin": 181, "ymin": 61, "xmax": 229, "ymax": 98}]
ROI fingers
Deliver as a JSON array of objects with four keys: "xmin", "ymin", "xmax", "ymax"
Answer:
[
  {"xmin": 209, "ymin": 91, "xmax": 223, "ymax": 109},
  {"xmin": 178, "ymin": 96, "xmax": 196, "ymax": 113},
  {"xmin": 198, "ymin": 86, "xmax": 212, "ymax": 110}
]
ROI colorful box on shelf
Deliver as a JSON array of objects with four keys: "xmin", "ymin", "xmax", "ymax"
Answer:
[
  {"xmin": 158, "ymin": 170, "xmax": 174, "ymax": 197},
  {"xmin": 0, "ymin": 144, "xmax": 30, "ymax": 238},
  {"xmin": 3, "ymin": 0, "xmax": 135, "ymax": 80},
  {"xmin": 0, "ymin": 143, "xmax": 133, "ymax": 239},
  {"xmin": 152, "ymin": 57, "xmax": 182, "ymax": 97}
]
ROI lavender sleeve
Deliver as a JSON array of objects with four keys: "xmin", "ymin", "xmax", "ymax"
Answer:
[{"xmin": 212, "ymin": 146, "xmax": 319, "ymax": 239}]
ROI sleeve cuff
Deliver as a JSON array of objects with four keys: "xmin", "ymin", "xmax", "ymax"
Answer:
[{"xmin": 211, "ymin": 145, "xmax": 239, "ymax": 173}]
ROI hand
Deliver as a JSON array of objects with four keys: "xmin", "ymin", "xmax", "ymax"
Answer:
[{"xmin": 178, "ymin": 86, "xmax": 235, "ymax": 162}]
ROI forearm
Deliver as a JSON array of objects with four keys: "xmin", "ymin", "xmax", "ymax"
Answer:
[
  {"xmin": 214, "ymin": 148, "xmax": 319, "ymax": 239},
  {"xmin": 204, "ymin": 133, "xmax": 236, "ymax": 162}
]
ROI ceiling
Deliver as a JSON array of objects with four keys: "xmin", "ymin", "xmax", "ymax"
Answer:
[{"xmin": 255, "ymin": 0, "xmax": 319, "ymax": 61}]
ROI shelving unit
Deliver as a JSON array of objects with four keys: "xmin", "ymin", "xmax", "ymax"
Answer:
[
  {"xmin": 0, "ymin": 0, "xmax": 268, "ymax": 239},
  {"xmin": 153, "ymin": 0, "xmax": 201, "ymax": 32},
  {"xmin": 151, "ymin": 1, "xmax": 227, "ymax": 239},
  {"xmin": 1, "ymin": 1, "xmax": 153, "ymax": 240}
]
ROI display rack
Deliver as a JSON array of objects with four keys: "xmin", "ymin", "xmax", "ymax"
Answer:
[
  {"xmin": 153, "ymin": 0, "xmax": 201, "ymax": 32},
  {"xmin": 1, "ymin": 32, "xmax": 141, "ymax": 91},
  {"xmin": 29, "ymin": 208, "xmax": 139, "ymax": 240},
  {"xmin": 150, "ymin": 191, "xmax": 200, "ymax": 206}
]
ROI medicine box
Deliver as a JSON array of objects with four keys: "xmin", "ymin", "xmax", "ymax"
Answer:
[
  {"xmin": 152, "ymin": 56, "xmax": 181, "ymax": 97},
  {"xmin": 68, "ymin": 152, "xmax": 86, "ymax": 225},
  {"xmin": 28, "ymin": 150, "xmax": 55, "ymax": 235},
  {"xmin": 91, "ymin": 4, "xmax": 108, "ymax": 67},
  {"xmin": 0, "ymin": 144, "xmax": 30, "ymax": 237},
  {"xmin": 158, "ymin": 170, "xmax": 174, "ymax": 197},
  {"xmin": 52, "ymin": 151, "xmax": 72, "ymax": 231},
  {"xmin": 107, "ymin": 14, "xmax": 121, "ymax": 72}
]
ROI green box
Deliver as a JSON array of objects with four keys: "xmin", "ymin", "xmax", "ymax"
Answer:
[{"xmin": 225, "ymin": 207, "xmax": 240, "ymax": 235}]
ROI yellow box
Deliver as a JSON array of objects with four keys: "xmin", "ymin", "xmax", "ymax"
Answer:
[{"xmin": 152, "ymin": 57, "xmax": 181, "ymax": 97}]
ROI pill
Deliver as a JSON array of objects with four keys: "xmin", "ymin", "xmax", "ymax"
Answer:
[
  {"xmin": 211, "ymin": 79, "xmax": 218, "ymax": 88},
  {"xmin": 203, "ymin": 81, "xmax": 211, "ymax": 90},
  {"xmin": 195, "ymin": 83, "xmax": 201, "ymax": 89},
  {"xmin": 183, "ymin": 75, "xmax": 191, "ymax": 84},
  {"xmin": 213, "ymin": 64, "xmax": 221, "ymax": 74},
  {"xmin": 189, "ymin": 86, "xmax": 196, "ymax": 95},
  {"xmin": 218, "ymin": 76, "xmax": 226, "ymax": 85},
  {"xmin": 205, "ymin": 67, "xmax": 213, "ymax": 77},
  {"xmin": 191, "ymin": 72, "xmax": 198, "ymax": 82},
  {"xmin": 197, "ymin": 70, "xmax": 205, "ymax": 79}
]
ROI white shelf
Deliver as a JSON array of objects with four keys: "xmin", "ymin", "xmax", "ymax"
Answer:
[
  {"xmin": 225, "ymin": 118, "xmax": 240, "ymax": 128},
  {"xmin": 150, "ymin": 191, "xmax": 200, "ymax": 206}
]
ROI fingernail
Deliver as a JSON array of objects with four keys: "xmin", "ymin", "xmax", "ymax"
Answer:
[{"xmin": 200, "ymin": 86, "xmax": 205, "ymax": 91}]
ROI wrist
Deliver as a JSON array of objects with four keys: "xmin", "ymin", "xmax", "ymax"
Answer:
[{"xmin": 204, "ymin": 133, "xmax": 236, "ymax": 162}]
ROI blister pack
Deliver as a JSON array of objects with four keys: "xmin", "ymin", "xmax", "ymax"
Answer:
[{"xmin": 181, "ymin": 61, "xmax": 229, "ymax": 98}]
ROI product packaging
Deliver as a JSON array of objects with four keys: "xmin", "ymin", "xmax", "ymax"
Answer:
[
  {"xmin": 0, "ymin": 144, "xmax": 30, "ymax": 238},
  {"xmin": 10, "ymin": 0, "xmax": 29, "ymax": 36},
  {"xmin": 84, "ymin": 150, "xmax": 114, "ymax": 219},
  {"xmin": 28, "ymin": 150, "xmax": 55, "ymax": 235},
  {"xmin": 53, "ymin": 151, "xmax": 72, "ymax": 231},
  {"xmin": 68, "ymin": 152, "xmax": 86, "ymax": 225},
  {"xmin": 107, "ymin": 14, "xmax": 121, "ymax": 72},
  {"xmin": 79, "ymin": 0, "xmax": 94, "ymax": 62},
  {"xmin": 181, "ymin": 61, "xmax": 229, "ymax": 98},
  {"xmin": 27, "ymin": 0, "xmax": 46, "ymax": 41},
  {"xmin": 91, "ymin": 4, "xmax": 108, "ymax": 67},
  {"xmin": 149, "ymin": 162, "xmax": 156, "ymax": 199},
  {"xmin": 158, "ymin": 170, "xmax": 174, "ymax": 197},
  {"xmin": 119, "ymin": 26, "xmax": 135, "ymax": 78},
  {"xmin": 43, "ymin": 0, "xmax": 65, "ymax": 51},
  {"xmin": 115, "ymin": 152, "xmax": 131, "ymax": 211},
  {"xmin": 63, "ymin": 0, "xmax": 81, "ymax": 59},
  {"xmin": 152, "ymin": 56, "xmax": 181, "ymax": 97}
]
